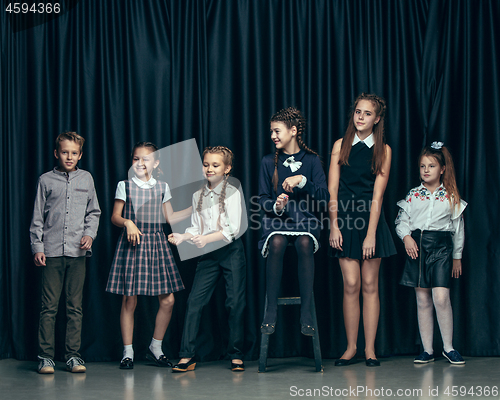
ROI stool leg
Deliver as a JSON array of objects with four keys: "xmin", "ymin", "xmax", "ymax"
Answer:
[
  {"xmin": 310, "ymin": 296, "xmax": 323, "ymax": 372},
  {"xmin": 258, "ymin": 332, "xmax": 269, "ymax": 372},
  {"xmin": 259, "ymin": 295, "xmax": 269, "ymax": 372}
]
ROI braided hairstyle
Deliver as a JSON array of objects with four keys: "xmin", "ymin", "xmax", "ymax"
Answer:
[
  {"xmin": 196, "ymin": 146, "xmax": 234, "ymax": 234},
  {"xmin": 338, "ymin": 93, "xmax": 387, "ymax": 175},
  {"xmin": 131, "ymin": 141, "xmax": 163, "ymax": 179},
  {"xmin": 270, "ymin": 107, "xmax": 319, "ymax": 191},
  {"xmin": 419, "ymin": 144, "xmax": 460, "ymax": 209}
]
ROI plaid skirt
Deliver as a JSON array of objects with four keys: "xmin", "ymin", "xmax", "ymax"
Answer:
[{"xmin": 106, "ymin": 230, "xmax": 184, "ymax": 296}]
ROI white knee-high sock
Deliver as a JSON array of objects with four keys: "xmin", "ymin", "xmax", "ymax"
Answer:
[
  {"xmin": 415, "ymin": 288, "xmax": 434, "ymax": 355},
  {"xmin": 432, "ymin": 287, "xmax": 454, "ymax": 353}
]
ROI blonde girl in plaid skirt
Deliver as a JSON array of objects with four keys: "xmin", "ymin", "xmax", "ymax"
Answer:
[{"xmin": 106, "ymin": 142, "xmax": 192, "ymax": 369}]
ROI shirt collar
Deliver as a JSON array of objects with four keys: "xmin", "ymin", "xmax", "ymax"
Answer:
[
  {"xmin": 203, "ymin": 181, "xmax": 225, "ymax": 196},
  {"xmin": 418, "ymin": 183, "xmax": 445, "ymax": 194},
  {"xmin": 278, "ymin": 148, "xmax": 306, "ymax": 162},
  {"xmin": 132, "ymin": 176, "xmax": 157, "ymax": 188},
  {"xmin": 53, "ymin": 167, "xmax": 80, "ymax": 177},
  {"xmin": 352, "ymin": 133, "xmax": 375, "ymax": 148}
]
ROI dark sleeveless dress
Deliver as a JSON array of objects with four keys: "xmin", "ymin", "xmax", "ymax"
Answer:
[{"xmin": 332, "ymin": 142, "xmax": 396, "ymax": 260}]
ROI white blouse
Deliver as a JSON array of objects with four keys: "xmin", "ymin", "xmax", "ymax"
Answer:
[
  {"xmin": 395, "ymin": 184, "xmax": 467, "ymax": 259},
  {"xmin": 185, "ymin": 182, "xmax": 242, "ymax": 243},
  {"xmin": 115, "ymin": 176, "xmax": 172, "ymax": 203}
]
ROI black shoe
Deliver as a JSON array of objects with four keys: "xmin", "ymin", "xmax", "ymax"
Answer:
[
  {"xmin": 172, "ymin": 359, "xmax": 196, "ymax": 373},
  {"xmin": 335, "ymin": 356, "xmax": 357, "ymax": 366},
  {"xmin": 146, "ymin": 348, "xmax": 172, "ymax": 367},
  {"xmin": 120, "ymin": 357, "xmax": 134, "ymax": 369},
  {"xmin": 260, "ymin": 322, "xmax": 276, "ymax": 335},
  {"xmin": 300, "ymin": 324, "xmax": 315, "ymax": 336},
  {"xmin": 231, "ymin": 361, "xmax": 245, "ymax": 371},
  {"xmin": 365, "ymin": 358, "xmax": 380, "ymax": 367}
]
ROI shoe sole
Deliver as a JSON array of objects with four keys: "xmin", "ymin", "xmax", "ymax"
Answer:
[
  {"xmin": 231, "ymin": 366, "xmax": 245, "ymax": 371},
  {"xmin": 442, "ymin": 352, "xmax": 465, "ymax": 365},
  {"xmin": 68, "ymin": 366, "xmax": 86, "ymax": 373},
  {"xmin": 38, "ymin": 367, "xmax": 54, "ymax": 374},
  {"xmin": 414, "ymin": 359, "xmax": 434, "ymax": 364},
  {"xmin": 172, "ymin": 363, "xmax": 196, "ymax": 372}
]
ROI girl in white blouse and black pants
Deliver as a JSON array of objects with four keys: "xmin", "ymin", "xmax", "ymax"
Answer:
[
  {"xmin": 395, "ymin": 142, "xmax": 467, "ymax": 365},
  {"xmin": 168, "ymin": 146, "xmax": 246, "ymax": 372}
]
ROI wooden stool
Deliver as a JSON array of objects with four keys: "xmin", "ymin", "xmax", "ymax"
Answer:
[{"xmin": 258, "ymin": 294, "xmax": 323, "ymax": 372}]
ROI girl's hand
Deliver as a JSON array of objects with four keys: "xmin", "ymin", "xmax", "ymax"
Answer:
[
  {"xmin": 80, "ymin": 236, "xmax": 93, "ymax": 250},
  {"xmin": 362, "ymin": 234, "xmax": 376, "ymax": 259},
  {"xmin": 275, "ymin": 194, "xmax": 289, "ymax": 211},
  {"xmin": 124, "ymin": 220, "xmax": 143, "ymax": 246},
  {"xmin": 168, "ymin": 233, "xmax": 184, "ymax": 246},
  {"xmin": 403, "ymin": 235, "xmax": 418, "ymax": 260},
  {"xmin": 452, "ymin": 259, "xmax": 462, "ymax": 278},
  {"xmin": 329, "ymin": 228, "xmax": 343, "ymax": 251},
  {"xmin": 282, "ymin": 175, "xmax": 303, "ymax": 193},
  {"xmin": 191, "ymin": 235, "xmax": 208, "ymax": 248}
]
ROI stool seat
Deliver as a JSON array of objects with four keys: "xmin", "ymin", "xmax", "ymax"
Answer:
[{"xmin": 258, "ymin": 294, "xmax": 323, "ymax": 372}]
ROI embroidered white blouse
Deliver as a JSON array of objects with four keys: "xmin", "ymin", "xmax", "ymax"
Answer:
[
  {"xmin": 185, "ymin": 182, "xmax": 242, "ymax": 243},
  {"xmin": 395, "ymin": 184, "xmax": 467, "ymax": 259}
]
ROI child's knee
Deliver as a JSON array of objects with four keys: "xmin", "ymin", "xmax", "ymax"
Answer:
[
  {"xmin": 159, "ymin": 293, "xmax": 175, "ymax": 310},
  {"xmin": 122, "ymin": 295, "xmax": 137, "ymax": 311}
]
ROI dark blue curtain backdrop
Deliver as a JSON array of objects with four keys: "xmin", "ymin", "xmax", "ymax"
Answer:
[{"xmin": 1, "ymin": 0, "xmax": 499, "ymax": 362}]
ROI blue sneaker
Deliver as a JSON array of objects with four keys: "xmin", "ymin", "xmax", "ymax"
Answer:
[
  {"xmin": 414, "ymin": 351, "xmax": 434, "ymax": 364},
  {"xmin": 442, "ymin": 350, "xmax": 465, "ymax": 365}
]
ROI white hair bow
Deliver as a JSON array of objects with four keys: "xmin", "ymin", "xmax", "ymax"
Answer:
[{"xmin": 283, "ymin": 156, "xmax": 302, "ymax": 172}]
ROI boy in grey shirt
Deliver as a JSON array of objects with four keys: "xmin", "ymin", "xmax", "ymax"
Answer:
[{"xmin": 30, "ymin": 132, "xmax": 101, "ymax": 374}]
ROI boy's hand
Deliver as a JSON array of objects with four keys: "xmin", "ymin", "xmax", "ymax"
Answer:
[
  {"xmin": 124, "ymin": 220, "xmax": 143, "ymax": 246},
  {"xmin": 34, "ymin": 252, "xmax": 46, "ymax": 266},
  {"xmin": 168, "ymin": 233, "xmax": 185, "ymax": 246},
  {"xmin": 191, "ymin": 235, "xmax": 208, "ymax": 248},
  {"xmin": 452, "ymin": 259, "xmax": 462, "ymax": 278},
  {"xmin": 80, "ymin": 236, "xmax": 93, "ymax": 250},
  {"xmin": 403, "ymin": 235, "xmax": 419, "ymax": 260}
]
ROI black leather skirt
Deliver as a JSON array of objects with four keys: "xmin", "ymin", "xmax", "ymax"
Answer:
[{"xmin": 400, "ymin": 230, "xmax": 453, "ymax": 288}]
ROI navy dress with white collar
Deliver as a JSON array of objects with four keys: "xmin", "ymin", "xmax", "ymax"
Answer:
[{"xmin": 257, "ymin": 149, "xmax": 329, "ymax": 257}]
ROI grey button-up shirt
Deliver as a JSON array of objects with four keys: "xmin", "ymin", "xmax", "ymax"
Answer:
[{"xmin": 30, "ymin": 167, "xmax": 101, "ymax": 257}]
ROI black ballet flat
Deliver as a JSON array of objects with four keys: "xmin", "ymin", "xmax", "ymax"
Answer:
[
  {"xmin": 260, "ymin": 322, "xmax": 276, "ymax": 335},
  {"xmin": 119, "ymin": 357, "xmax": 134, "ymax": 369},
  {"xmin": 335, "ymin": 356, "xmax": 357, "ymax": 366},
  {"xmin": 231, "ymin": 361, "xmax": 245, "ymax": 371},
  {"xmin": 172, "ymin": 359, "xmax": 196, "ymax": 373},
  {"xmin": 300, "ymin": 324, "xmax": 315, "ymax": 336},
  {"xmin": 146, "ymin": 348, "xmax": 173, "ymax": 367},
  {"xmin": 365, "ymin": 358, "xmax": 380, "ymax": 367}
]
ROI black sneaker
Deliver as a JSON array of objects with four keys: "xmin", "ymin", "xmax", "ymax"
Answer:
[
  {"xmin": 414, "ymin": 351, "xmax": 434, "ymax": 364},
  {"xmin": 442, "ymin": 350, "xmax": 465, "ymax": 365}
]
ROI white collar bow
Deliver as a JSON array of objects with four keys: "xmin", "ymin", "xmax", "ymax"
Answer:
[{"xmin": 283, "ymin": 156, "xmax": 302, "ymax": 172}]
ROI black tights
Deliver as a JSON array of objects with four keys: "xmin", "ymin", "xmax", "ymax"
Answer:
[{"xmin": 262, "ymin": 234, "xmax": 315, "ymax": 326}]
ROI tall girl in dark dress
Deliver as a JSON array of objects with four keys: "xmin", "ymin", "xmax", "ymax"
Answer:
[
  {"xmin": 328, "ymin": 94, "xmax": 396, "ymax": 366},
  {"xmin": 258, "ymin": 107, "xmax": 329, "ymax": 336}
]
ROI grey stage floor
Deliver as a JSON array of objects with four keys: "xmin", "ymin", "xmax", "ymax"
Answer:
[{"xmin": 1, "ymin": 356, "xmax": 499, "ymax": 399}]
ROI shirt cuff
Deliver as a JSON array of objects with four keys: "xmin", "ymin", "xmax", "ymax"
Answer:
[
  {"xmin": 453, "ymin": 252, "xmax": 462, "ymax": 259},
  {"xmin": 273, "ymin": 202, "xmax": 285, "ymax": 216},
  {"xmin": 297, "ymin": 175, "xmax": 307, "ymax": 189}
]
